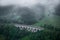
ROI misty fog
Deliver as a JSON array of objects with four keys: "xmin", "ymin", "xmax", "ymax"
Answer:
[
  {"xmin": 0, "ymin": 0, "xmax": 60, "ymax": 40},
  {"xmin": 0, "ymin": 0, "xmax": 60, "ymax": 25}
]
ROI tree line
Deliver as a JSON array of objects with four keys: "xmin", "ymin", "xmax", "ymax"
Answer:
[{"xmin": 0, "ymin": 23, "xmax": 60, "ymax": 40}]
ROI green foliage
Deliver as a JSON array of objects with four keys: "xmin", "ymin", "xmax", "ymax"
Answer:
[
  {"xmin": 0, "ymin": 24, "xmax": 31, "ymax": 40},
  {"xmin": 0, "ymin": 35, "xmax": 5, "ymax": 40},
  {"xmin": 20, "ymin": 8, "xmax": 38, "ymax": 25},
  {"xmin": 21, "ymin": 29, "xmax": 60, "ymax": 40},
  {"xmin": 0, "ymin": 23, "xmax": 60, "ymax": 40},
  {"xmin": 34, "ymin": 23, "xmax": 60, "ymax": 40}
]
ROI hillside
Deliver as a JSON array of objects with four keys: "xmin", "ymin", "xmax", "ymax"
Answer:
[{"xmin": 34, "ymin": 14, "xmax": 60, "ymax": 27}]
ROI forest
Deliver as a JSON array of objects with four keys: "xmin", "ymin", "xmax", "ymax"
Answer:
[
  {"xmin": 0, "ymin": 23, "xmax": 60, "ymax": 40},
  {"xmin": 0, "ymin": 0, "xmax": 60, "ymax": 40}
]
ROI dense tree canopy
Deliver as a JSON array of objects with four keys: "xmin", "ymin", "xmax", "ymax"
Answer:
[
  {"xmin": 0, "ymin": 23, "xmax": 60, "ymax": 40},
  {"xmin": 21, "ymin": 8, "xmax": 38, "ymax": 25}
]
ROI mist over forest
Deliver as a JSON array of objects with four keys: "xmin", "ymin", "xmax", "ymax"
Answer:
[
  {"xmin": 0, "ymin": 0, "xmax": 60, "ymax": 40},
  {"xmin": 0, "ymin": 0, "xmax": 60, "ymax": 25},
  {"xmin": 0, "ymin": 5, "xmax": 45, "ymax": 24}
]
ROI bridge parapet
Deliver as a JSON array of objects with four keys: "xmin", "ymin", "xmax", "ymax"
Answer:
[{"xmin": 14, "ymin": 24, "xmax": 44, "ymax": 32}]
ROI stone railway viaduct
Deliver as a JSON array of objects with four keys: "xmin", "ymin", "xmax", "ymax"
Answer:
[{"xmin": 14, "ymin": 24, "xmax": 44, "ymax": 32}]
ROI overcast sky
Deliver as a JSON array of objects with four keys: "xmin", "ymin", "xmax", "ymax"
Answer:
[
  {"xmin": 0, "ymin": 0, "xmax": 59, "ymax": 7},
  {"xmin": 0, "ymin": 0, "xmax": 59, "ymax": 14},
  {"xmin": 0, "ymin": 0, "xmax": 60, "ymax": 20}
]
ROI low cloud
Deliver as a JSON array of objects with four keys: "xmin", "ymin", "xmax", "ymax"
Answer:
[
  {"xmin": 0, "ymin": 0, "xmax": 59, "ymax": 6},
  {"xmin": 0, "ymin": 0, "xmax": 38, "ymax": 7}
]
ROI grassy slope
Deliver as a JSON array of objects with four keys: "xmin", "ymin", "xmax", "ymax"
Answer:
[{"xmin": 34, "ymin": 14, "xmax": 60, "ymax": 27}]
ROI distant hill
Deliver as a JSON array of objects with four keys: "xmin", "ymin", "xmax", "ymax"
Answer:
[
  {"xmin": 0, "ymin": 5, "xmax": 45, "ymax": 24},
  {"xmin": 34, "ymin": 13, "xmax": 60, "ymax": 27}
]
